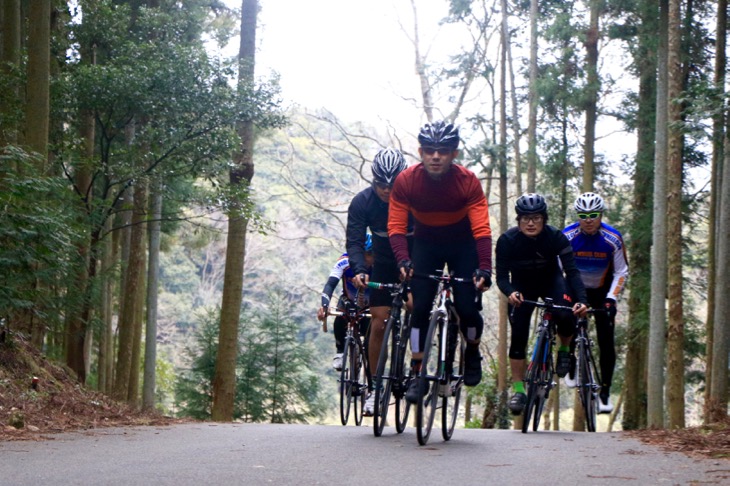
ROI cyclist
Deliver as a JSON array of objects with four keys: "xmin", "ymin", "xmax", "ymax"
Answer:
[
  {"xmin": 495, "ymin": 193, "xmax": 589, "ymax": 415},
  {"xmin": 348, "ymin": 147, "xmax": 413, "ymax": 417},
  {"xmin": 562, "ymin": 192, "xmax": 628, "ymax": 414},
  {"xmin": 317, "ymin": 236, "xmax": 373, "ymax": 375},
  {"xmin": 388, "ymin": 120, "xmax": 492, "ymax": 404}
]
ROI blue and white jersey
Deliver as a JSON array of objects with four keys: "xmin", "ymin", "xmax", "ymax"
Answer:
[
  {"xmin": 324, "ymin": 253, "xmax": 371, "ymax": 308},
  {"xmin": 562, "ymin": 222, "xmax": 629, "ymax": 301}
]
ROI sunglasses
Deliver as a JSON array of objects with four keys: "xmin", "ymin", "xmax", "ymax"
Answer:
[
  {"xmin": 373, "ymin": 181, "xmax": 394, "ymax": 190},
  {"xmin": 577, "ymin": 212, "xmax": 601, "ymax": 220},
  {"xmin": 519, "ymin": 215, "xmax": 544, "ymax": 224},
  {"xmin": 421, "ymin": 146, "xmax": 453, "ymax": 155}
]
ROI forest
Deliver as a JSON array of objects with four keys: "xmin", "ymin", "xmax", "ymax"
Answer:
[{"xmin": 0, "ymin": 0, "xmax": 728, "ymax": 432}]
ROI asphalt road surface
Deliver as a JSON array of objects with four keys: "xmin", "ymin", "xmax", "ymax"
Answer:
[{"xmin": 1, "ymin": 422, "xmax": 727, "ymax": 485}]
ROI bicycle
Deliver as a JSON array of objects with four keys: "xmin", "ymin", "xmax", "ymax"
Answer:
[
  {"xmin": 573, "ymin": 310, "xmax": 601, "ymax": 432},
  {"xmin": 414, "ymin": 269, "xmax": 469, "ymax": 446},
  {"xmin": 324, "ymin": 300, "xmax": 371, "ymax": 426},
  {"xmin": 367, "ymin": 280, "xmax": 412, "ymax": 437},
  {"xmin": 514, "ymin": 297, "xmax": 576, "ymax": 433}
]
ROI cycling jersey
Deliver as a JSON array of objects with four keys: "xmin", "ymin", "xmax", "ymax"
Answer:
[
  {"xmin": 388, "ymin": 163, "xmax": 492, "ymax": 271},
  {"xmin": 320, "ymin": 253, "xmax": 371, "ymax": 309},
  {"xmin": 346, "ymin": 186, "xmax": 413, "ymax": 275},
  {"xmin": 562, "ymin": 221, "xmax": 628, "ymax": 301},
  {"xmin": 495, "ymin": 225, "xmax": 588, "ymax": 303}
]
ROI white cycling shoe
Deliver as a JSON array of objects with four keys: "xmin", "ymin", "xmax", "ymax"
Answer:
[
  {"xmin": 332, "ymin": 353, "xmax": 343, "ymax": 371},
  {"xmin": 363, "ymin": 393, "xmax": 375, "ymax": 417},
  {"xmin": 598, "ymin": 396, "xmax": 614, "ymax": 414}
]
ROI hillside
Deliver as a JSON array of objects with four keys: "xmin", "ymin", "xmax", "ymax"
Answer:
[{"xmin": 0, "ymin": 331, "xmax": 183, "ymax": 441}]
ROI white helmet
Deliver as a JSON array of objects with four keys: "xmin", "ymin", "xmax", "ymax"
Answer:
[{"xmin": 574, "ymin": 192, "xmax": 605, "ymax": 212}]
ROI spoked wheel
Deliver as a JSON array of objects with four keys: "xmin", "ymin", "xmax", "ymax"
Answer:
[
  {"xmin": 522, "ymin": 330, "xmax": 548, "ymax": 433},
  {"xmin": 531, "ymin": 374, "xmax": 548, "ymax": 432},
  {"xmin": 416, "ymin": 313, "xmax": 441, "ymax": 446},
  {"xmin": 353, "ymin": 342, "xmax": 366, "ymax": 426},
  {"xmin": 394, "ymin": 318, "xmax": 413, "ymax": 434},
  {"xmin": 579, "ymin": 342, "xmax": 597, "ymax": 432},
  {"xmin": 339, "ymin": 340, "xmax": 353, "ymax": 426},
  {"xmin": 442, "ymin": 324, "xmax": 464, "ymax": 441},
  {"xmin": 373, "ymin": 317, "xmax": 396, "ymax": 437}
]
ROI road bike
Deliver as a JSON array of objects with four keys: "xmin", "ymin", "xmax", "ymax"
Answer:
[
  {"xmin": 516, "ymin": 297, "xmax": 575, "ymax": 433},
  {"xmin": 325, "ymin": 300, "xmax": 371, "ymax": 426},
  {"xmin": 414, "ymin": 269, "xmax": 469, "ymax": 446},
  {"xmin": 367, "ymin": 280, "xmax": 412, "ymax": 437},
  {"xmin": 573, "ymin": 310, "xmax": 601, "ymax": 432}
]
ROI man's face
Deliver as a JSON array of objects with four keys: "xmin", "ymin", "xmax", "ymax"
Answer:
[
  {"xmin": 577, "ymin": 211, "xmax": 602, "ymax": 235},
  {"xmin": 518, "ymin": 213, "xmax": 545, "ymax": 237},
  {"xmin": 372, "ymin": 181, "xmax": 393, "ymax": 203},
  {"xmin": 418, "ymin": 146, "xmax": 457, "ymax": 179}
]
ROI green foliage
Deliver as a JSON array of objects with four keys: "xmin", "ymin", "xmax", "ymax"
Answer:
[
  {"xmin": 175, "ymin": 290, "xmax": 325, "ymax": 423},
  {"xmin": 0, "ymin": 150, "xmax": 84, "ymax": 323},
  {"xmin": 174, "ymin": 308, "xmax": 219, "ymax": 419}
]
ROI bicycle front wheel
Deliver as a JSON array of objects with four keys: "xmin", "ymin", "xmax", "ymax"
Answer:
[
  {"xmin": 442, "ymin": 322, "xmax": 464, "ymax": 441},
  {"xmin": 578, "ymin": 340, "xmax": 598, "ymax": 432},
  {"xmin": 416, "ymin": 311, "xmax": 441, "ymax": 446},
  {"xmin": 522, "ymin": 327, "xmax": 548, "ymax": 433},
  {"xmin": 339, "ymin": 339, "xmax": 353, "ymax": 426},
  {"xmin": 373, "ymin": 316, "xmax": 396, "ymax": 437},
  {"xmin": 353, "ymin": 341, "xmax": 366, "ymax": 427},
  {"xmin": 394, "ymin": 313, "xmax": 413, "ymax": 434}
]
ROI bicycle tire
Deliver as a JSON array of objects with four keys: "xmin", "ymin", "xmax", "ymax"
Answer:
[
  {"xmin": 522, "ymin": 326, "xmax": 548, "ymax": 433},
  {"xmin": 353, "ymin": 341, "xmax": 366, "ymax": 426},
  {"xmin": 339, "ymin": 338, "xmax": 353, "ymax": 426},
  {"xmin": 416, "ymin": 311, "xmax": 441, "ymax": 445},
  {"xmin": 373, "ymin": 316, "xmax": 396, "ymax": 437},
  {"xmin": 442, "ymin": 320, "xmax": 464, "ymax": 441},
  {"xmin": 579, "ymin": 338, "xmax": 597, "ymax": 432},
  {"xmin": 394, "ymin": 312, "xmax": 412, "ymax": 434}
]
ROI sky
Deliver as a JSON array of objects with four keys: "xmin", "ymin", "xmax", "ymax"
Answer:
[
  {"xmin": 221, "ymin": 0, "xmax": 462, "ymax": 131},
  {"xmin": 217, "ymin": 0, "xmax": 647, "ymax": 186}
]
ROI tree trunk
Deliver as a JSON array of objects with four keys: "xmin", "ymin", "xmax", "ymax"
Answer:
[
  {"xmin": 142, "ymin": 180, "xmax": 162, "ymax": 410},
  {"xmin": 665, "ymin": 0, "xmax": 684, "ymax": 429},
  {"xmin": 647, "ymin": 0, "xmax": 670, "ymax": 429},
  {"xmin": 704, "ymin": 0, "xmax": 726, "ymax": 417},
  {"xmin": 582, "ymin": 0, "xmax": 600, "ymax": 192},
  {"xmin": 708, "ymin": 120, "xmax": 730, "ymax": 423},
  {"xmin": 113, "ymin": 181, "xmax": 147, "ymax": 402},
  {"xmin": 498, "ymin": 0, "xmax": 509, "ymax": 428},
  {"xmin": 25, "ymin": 0, "xmax": 50, "ymax": 168},
  {"xmin": 1, "ymin": 0, "xmax": 21, "ymax": 149},
  {"xmin": 410, "ymin": 0, "xmax": 433, "ymax": 122},
  {"xmin": 623, "ymin": 0, "xmax": 658, "ymax": 431},
  {"xmin": 526, "ymin": 0, "xmax": 538, "ymax": 192},
  {"xmin": 211, "ymin": 0, "xmax": 258, "ymax": 421}
]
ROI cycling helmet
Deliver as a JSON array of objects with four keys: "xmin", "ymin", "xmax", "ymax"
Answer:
[
  {"xmin": 574, "ymin": 192, "xmax": 605, "ymax": 212},
  {"xmin": 417, "ymin": 120, "xmax": 460, "ymax": 150},
  {"xmin": 364, "ymin": 233, "xmax": 373, "ymax": 252},
  {"xmin": 515, "ymin": 193, "xmax": 548, "ymax": 215},
  {"xmin": 372, "ymin": 148, "xmax": 406, "ymax": 184}
]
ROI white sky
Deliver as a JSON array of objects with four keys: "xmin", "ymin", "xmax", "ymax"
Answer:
[{"xmin": 218, "ymin": 0, "xmax": 647, "ymax": 186}]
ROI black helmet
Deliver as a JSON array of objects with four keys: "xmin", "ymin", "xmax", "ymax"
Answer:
[
  {"xmin": 417, "ymin": 120, "xmax": 460, "ymax": 150},
  {"xmin": 515, "ymin": 193, "xmax": 548, "ymax": 215},
  {"xmin": 372, "ymin": 148, "xmax": 406, "ymax": 184}
]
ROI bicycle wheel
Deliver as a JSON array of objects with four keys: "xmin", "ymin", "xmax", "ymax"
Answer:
[
  {"xmin": 416, "ymin": 311, "xmax": 441, "ymax": 446},
  {"xmin": 394, "ymin": 313, "xmax": 413, "ymax": 434},
  {"xmin": 353, "ymin": 341, "xmax": 366, "ymax": 427},
  {"xmin": 522, "ymin": 327, "xmax": 548, "ymax": 434},
  {"xmin": 579, "ymin": 340, "xmax": 598, "ymax": 432},
  {"xmin": 442, "ymin": 321, "xmax": 464, "ymax": 441},
  {"xmin": 373, "ymin": 316, "xmax": 396, "ymax": 437},
  {"xmin": 339, "ymin": 338, "xmax": 353, "ymax": 426}
]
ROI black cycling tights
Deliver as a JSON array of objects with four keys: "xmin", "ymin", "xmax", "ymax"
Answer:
[
  {"xmin": 409, "ymin": 238, "xmax": 483, "ymax": 354},
  {"xmin": 508, "ymin": 271, "xmax": 575, "ymax": 360},
  {"xmin": 333, "ymin": 315, "xmax": 370, "ymax": 355}
]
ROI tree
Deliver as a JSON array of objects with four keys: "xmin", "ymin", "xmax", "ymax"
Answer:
[
  {"xmin": 647, "ymin": 0, "xmax": 669, "ymax": 428},
  {"xmin": 665, "ymin": 0, "xmax": 684, "ymax": 429}
]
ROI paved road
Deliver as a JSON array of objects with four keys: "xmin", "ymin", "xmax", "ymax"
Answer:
[{"xmin": 1, "ymin": 423, "xmax": 727, "ymax": 485}]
